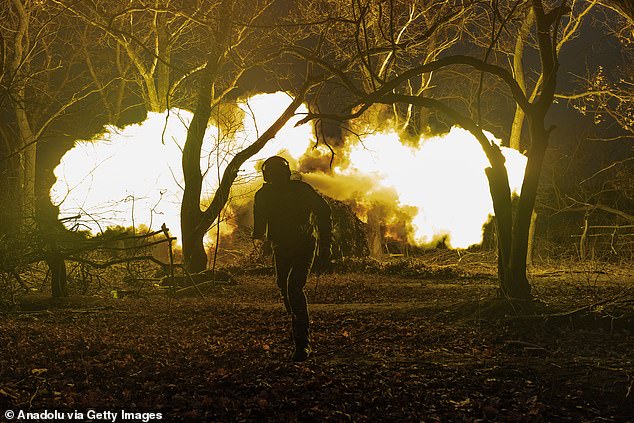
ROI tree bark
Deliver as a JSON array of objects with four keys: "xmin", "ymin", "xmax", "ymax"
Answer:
[
  {"xmin": 155, "ymin": 11, "xmax": 171, "ymax": 112},
  {"xmin": 498, "ymin": 108, "xmax": 550, "ymax": 299},
  {"xmin": 49, "ymin": 253, "xmax": 68, "ymax": 298},
  {"xmin": 497, "ymin": 0, "xmax": 563, "ymax": 299},
  {"xmin": 524, "ymin": 209, "xmax": 538, "ymax": 268},
  {"xmin": 180, "ymin": 55, "xmax": 217, "ymax": 272},
  {"xmin": 509, "ymin": 8, "xmax": 534, "ymax": 150},
  {"xmin": 510, "ymin": 8, "xmax": 537, "ymax": 270},
  {"xmin": 15, "ymin": 103, "xmax": 37, "ymax": 230},
  {"xmin": 9, "ymin": 0, "xmax": 36, "ymax": 230}
]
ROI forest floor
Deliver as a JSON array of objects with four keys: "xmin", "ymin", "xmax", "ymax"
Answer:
[{"xmin": 0, "ymin": 259, "xmax": 633, "ymax": 422}]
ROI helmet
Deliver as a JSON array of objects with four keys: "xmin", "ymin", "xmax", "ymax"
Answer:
[{"xmin": 262, "ymin": 156, "xmax": 291, "ymax": 183}]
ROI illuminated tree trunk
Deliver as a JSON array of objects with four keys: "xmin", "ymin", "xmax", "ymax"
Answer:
[
  {"xmin": 155, "ymin": 10, "xmax": 171, "ymax": 112},
  {"xmin": 0, "ymin": 127, "xmax": 20, "ymax": 229},
  {"xmin": 510, "ymin": 8, "xmax": 538, "ymax": 266},
  {"xmin": 501, "ymin": 0, "xmax": 562, "ymax": 299},
  {"xmin": 379, "ymin": 90, "xmax": 532, "ymax": 298},
  {"xmin": 181, "ymin": 57, "xmax": 217, "ymax": 273},
  {"xmin": 484, "ymin": 164, "xmax": 514, "ymax": 293},
  {"xmin": 509, "ymin": 8, "xmax": 534, "ymax": 151},
  {"xmin": 480, "ymin": 0, "xmax": 562, "ymax": 298}
]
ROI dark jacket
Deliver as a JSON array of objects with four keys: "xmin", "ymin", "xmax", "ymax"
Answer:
[{"xmin": 253, "ymin": 180, "xmax": 332, "ymax": 251}]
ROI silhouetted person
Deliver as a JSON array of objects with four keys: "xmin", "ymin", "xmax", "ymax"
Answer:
[{"xmin": 253, "ymin": 156, "xmax": 332, "ymax": 362}]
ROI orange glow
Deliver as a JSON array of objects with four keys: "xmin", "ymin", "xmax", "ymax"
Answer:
[
  {"xmin": 51, "ymin": 93, "xmax": 526, "ymax": 250},
  {"xmin": 304, "ymin": 128, "xmax": 526, "ymax": 248},
  {"xmin": 50, "ymin": 93, "xmax": 312, "ymax": 243}
]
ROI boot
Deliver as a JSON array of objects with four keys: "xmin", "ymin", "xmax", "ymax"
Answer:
[
  {"xmin": 292, "ymin": 337, "xmax": 312, "ymax": 362},
  {"xmin": 291, "ymin": 314, "xmax": 311, "ymax": 361}
]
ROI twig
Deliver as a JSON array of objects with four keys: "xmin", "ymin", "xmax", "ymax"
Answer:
[
  {"xmin": 545, "ymin": 294, "xmax": 630, "ymax": 318},
  {"xmin": 175, "ymin": 280, "xmax": 223, "ymax": 295},
  {"xmin": 181, "ymin": 267, "xmax": 205, "ymax": 299},
  {"xmin": 504, "ymin": 340, "xmax": 552, "ymax": 354},
  {"xmin": 68, "ymin": 255, "xmax": 167, "ymax": 269}
]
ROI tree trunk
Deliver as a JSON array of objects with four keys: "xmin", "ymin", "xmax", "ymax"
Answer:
[
  {"xmin": 143, "ymin": 74, "xmax": 163, "ymax": 113},
  {"xmin": 180, "ymin": 57, "xmax": 216, "ymax": 272},
  {"xmin": 485, "ymin": 164, "xmax": 515, "ymax": 294},
  {"xmin": 506, "ymin": 119, "xmax": 549, "ymax": 299},
  {"xmin": 49, "ymin": 254, "xmax": 68, "ymax": 298},
  {"xmin": 156, "ymin": 13, "xmax": 171, "ymax": 112},
  {"xmin": 181, "ymin": 213, "xmax": 208, "ymax": 273},
  {"xmin": 15, "ymin": 98, "xmax": 37, "ymax": 230},
  {"xmin": 36, "ymin": 137, "xmax": 71, "ymax": 298},
  {"xmin": 366, "ymin": 211, "xmax": 384, "ymax": 258},
  {"xmin": 495, "ymin": 0, "xmax": 561, "ymax": 299},
  {"xmin": 526, "ymin": 210, "xmax": 537, "ymax": 265},
  {"xmin": 510, "ymin": 8, "xmax": 538, "ymax": 268},
  {"xmin": 10, "ymin": 0, "xmax": 36, "ymax": 230},
  {"xmin": 509, "ymin": 8, "xmax": 533, "ymax": 150}
]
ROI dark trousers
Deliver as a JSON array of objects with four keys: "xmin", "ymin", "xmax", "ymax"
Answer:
[{"xmin": 273, "ymin": 244, "xmax": 314, "ymax": 344}]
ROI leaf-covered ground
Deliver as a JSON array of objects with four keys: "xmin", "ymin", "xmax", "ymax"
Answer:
[{"xmin": 1, "ymin": 268, "xmax": 633, "ymax": 422}]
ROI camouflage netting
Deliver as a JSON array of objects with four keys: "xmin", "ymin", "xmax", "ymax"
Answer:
[{"xmin": 325, "ymin": 197, "xmax": 369, "ymax": 259}]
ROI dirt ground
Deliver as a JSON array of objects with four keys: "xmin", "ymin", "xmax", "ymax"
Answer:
[{"xmin": 0, "ymin": 264, "xmax": 633, "ymax": 422}]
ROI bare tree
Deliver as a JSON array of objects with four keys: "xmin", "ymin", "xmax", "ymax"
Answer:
[
  {"xmin": 292, "ymin": 0, "xmax": 474, "ymax": 138},
  {"xmin": 57, "ymin": 0, "xmax": 212, "ymax": 114},
  {"xmin": 0, "ymin": 0, "xmax": 111, "ymax": 296},
  {"xmin": 292, "ymin": 0, "xmax": 576, "ymax": 299},
  {"xmin": 42, "ymin": 0, "xmax": 320, "ymax": 273},
  {"xmin": 484, "ymin": 0, "xmax": 598, "ymax": 264},
  {"xmin": 599, "ymin": 0, "xmax": 634, "ymax": 23},
  {"xmin": 177, "ymin": 0, "xmax": 320, "ymax": 272},
  {"xmin": 553, "ymin": 1, "xmax": 633, "ymax": 248}
]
